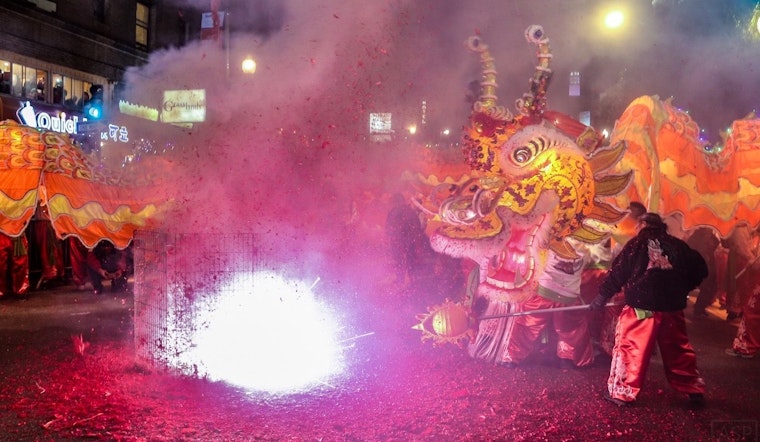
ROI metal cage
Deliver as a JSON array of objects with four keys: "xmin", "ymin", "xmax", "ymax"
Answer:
[{"xmin": 133, "ymin": 231, "xmax": 259, "ymax": 374}]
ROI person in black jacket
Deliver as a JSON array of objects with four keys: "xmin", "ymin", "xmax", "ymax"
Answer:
[{"xmin": 590, "ymin": 212, "xmax": 708, "ymax": 407}]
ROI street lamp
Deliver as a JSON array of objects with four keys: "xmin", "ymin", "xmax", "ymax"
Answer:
[
  {"xmin": 241, "ymin": 56, "xmax": 256, "ymax": 74},
  {"xmin": 604, "ymin": 10, "xmax": 625, "ymax": 29},
  {"xmin": 596, "ymin": 3, "xmax": 631, "ymax": 36}
]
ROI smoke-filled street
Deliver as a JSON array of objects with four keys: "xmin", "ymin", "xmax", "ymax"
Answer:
[
  {"xmin": 1, "ymin": 0, "xmax": 760, "ymax": 440},
  {"xmin": 0, "ymin": 283, "xmax": 758, "ymax": 441}
]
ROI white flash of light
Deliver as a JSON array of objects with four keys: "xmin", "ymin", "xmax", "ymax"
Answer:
[{"xmin": 191, "ymin": 270, "xmax": 344, "ymax": 393}]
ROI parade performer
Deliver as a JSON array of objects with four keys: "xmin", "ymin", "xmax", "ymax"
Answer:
[
  {"xmin": 32, "ymin": 203, "xmax": 65, "ymax": 285},
  {"xmin": 688, "ymin": 226, "xmax": 721, "ymax": 318},
  {"xmin": 726, "ymin": 236, "xmax": 760, "ymax": 357},
  {"xmin": 0, "ymin": 232, "xmax": 30, "ymax": 297},
  {"xmin": 385, "ymin": 193, "xmax": 431, "ymax": 287},
  {"xmin": 723, "ymin": 225, "xmax": 757, "ymax": 321},
  {"xmin": 579, "ymin": 239, "xmax": 614, "ymax": 349},
  {"xmin": 726, "ymin": 284, "xmax": 760, "ymax": 358},
  {"xmin": 590, "ymin": 213, "xmax": 707, "ymax": 407},
  {"xmin": 87, "ymin": 240, "xmax": 129, "ymax": 294},
  {"xmin": 593, "ymin": 201, "xmax": 645, "ymax": 355},
  {"xmin": 68, "ymin": 236, "xmax": 90, "ymax": 290},
  {"xmin": 503, "ymin": 245, "xmax": 594, "ymax": 368},
  {"xmin": 610, "ymin": 202, "xmax": 646, "ymax": 252}
]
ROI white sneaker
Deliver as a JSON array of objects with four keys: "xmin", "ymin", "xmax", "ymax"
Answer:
[{"xmin": 725, "ymin": 348, "xmax": 754, "ymax": 359}]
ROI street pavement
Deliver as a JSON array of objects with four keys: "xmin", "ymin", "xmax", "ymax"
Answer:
[
  {"xmin": 1, "ymin": 281, "xmax": 759, "ymax": 437},
  {"xmin": 0, "ymin": 282, "xmax": 133, "ymax": 332},
  {"xmin": 0, "ymin": 282, "xmax": 746, "ymax": 354}
]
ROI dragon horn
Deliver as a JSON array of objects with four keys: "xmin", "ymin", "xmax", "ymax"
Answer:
[
  {"xmin": 517, "ymin": 25, "xmax": 553, "ymax": 121},
  {"xmin": 465, "ymin": 36, "xmax": 512, "ymax": 122}
]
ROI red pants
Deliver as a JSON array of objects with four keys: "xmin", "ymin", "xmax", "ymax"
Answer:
[
  {"xmin": 608, "ymin": 306, "xmax": 705, "ymax": 402},
  {"xmin": 505, "ymin": 293, "xmax": 594, "ymax": 367},
  {"xmin": 68, "ymin": 237, "xmax": 89, "ymax": 287},
  {"xmin": 581, "ymin": 269, "xmax": 623, "ymax": 355},
  {"xmin": 0, "ymin": 234, "xmax": 30, "ymax": 297},
  {"xmin": 732, "ymin": 288, "xmax": 760, "ymax": 356},
  {"xmin": 33, "ymin": 221, "xmax": 64, "ymax": 281}
]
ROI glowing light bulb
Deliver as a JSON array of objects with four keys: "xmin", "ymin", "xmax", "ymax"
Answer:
[
  {"xmin": 604, "ymin": 10, "xmax": 625, "ymax": 29},
  {"xmin": 241, "ymin": 57, "xmax": 256, "ymax": 74}
]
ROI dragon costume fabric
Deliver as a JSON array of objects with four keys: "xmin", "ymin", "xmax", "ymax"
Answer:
[
  {"xmin": 610, "ymin": 95, "xmax": 760, "ymax": 237},
  {"xmin": 0, "ymin": 120, "xmax": 166, "ymax": 249}
]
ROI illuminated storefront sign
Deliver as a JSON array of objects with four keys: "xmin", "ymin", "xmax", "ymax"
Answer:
[
  {"xmin": 102, "ymin": 124, "xmax": 129, "ymax": 143},
  {"xmin": 77, "ymin": 121, "xmax": 129, "ymax": 144},
  {"xmin": 369, "ymin": 112, "xmax": 393, "ymax": 142},
  {"xmin": 16, "ymin": 101, "xmax": 80, "ymax": 135},
  {"xmin": 369, "ymin": 113, "xmax": 392, "ymax": 134},
  {"xmin": 118, "ymin": 100, "xmax": 159, "ymax": 121},
  {"xmin": 161, "ymin": 89, "xmax": 206, "ymax": 123}
]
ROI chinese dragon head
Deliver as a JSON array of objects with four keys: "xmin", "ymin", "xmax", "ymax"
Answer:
[{"xmin": 413, "ymin": 25, "xmax": 631, "ymax": 344}]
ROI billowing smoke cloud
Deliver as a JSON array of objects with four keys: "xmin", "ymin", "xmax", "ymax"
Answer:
[
  {"xmin": 120, "ymin": 1, "xmax": 434, "ymax": 291},
  {"xmin": 118, "ymin": 0, "xmax": 759, "ymax": 294}
]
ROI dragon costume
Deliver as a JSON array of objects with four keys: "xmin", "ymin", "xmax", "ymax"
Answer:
[{"xmin": 413, "ymin": 26, "xmax": 630, "ymax": 361}]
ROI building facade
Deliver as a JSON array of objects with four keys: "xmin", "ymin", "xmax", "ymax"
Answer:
[
  {"xmin": 0, "ymin": 0, "xmax": 191, "ymax": 124},
  {"xmin": 0, "ymin": 0, "xmax": 195, "ymax": 286}
]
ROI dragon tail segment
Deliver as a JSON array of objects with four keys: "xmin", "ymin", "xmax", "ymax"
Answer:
[{"xmin": 613, "ymin": 95, "xmax": 760, "ymax": 237}]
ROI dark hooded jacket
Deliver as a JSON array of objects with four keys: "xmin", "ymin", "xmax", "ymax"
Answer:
[{"xmin": 598, "ymin": 219, "xmax": 708, "ymax": 312}]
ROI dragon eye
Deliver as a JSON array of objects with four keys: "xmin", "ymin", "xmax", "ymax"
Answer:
[{"xmin": 513, "ymin": 147, "xmax": 533, "ymax": 164}]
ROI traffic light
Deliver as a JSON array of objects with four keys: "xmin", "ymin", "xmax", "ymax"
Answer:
[{"xmin": 85, "ymin": 84, "xmax": 104, "ymax": 120}]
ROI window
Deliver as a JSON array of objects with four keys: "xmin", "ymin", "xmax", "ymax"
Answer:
[
  {"xmin": 52, "ymin": 74, "xmax": 93, "ymax": 110},
  {"xmin": 0, "ymin": 59, "xmax": 94, "ymax": 110},
  {"xmin": 569, "ymin": 71, "xmax": 580, "ymax": 97},
  {"xmin": 9, "ymin": 63, "xmax": 47, "ymax": 101},
  {"xmin": 0, "ymin": 59, "xmax": 11, "ymax": 94},
  {"xmin": 28, "ymin": 0, "xmax": 57, "ymax": 13},
  {"xmin": 136, "ymin": 2, "xmax": 150, "ymax": 50}
]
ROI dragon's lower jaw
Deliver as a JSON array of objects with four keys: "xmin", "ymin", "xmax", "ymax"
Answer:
[
  {"xmin": 484, "ymin": 223, "xmax": 540, "ymax": 290},
  {"xmin": 486, "ymin": 254, "xmax": 535, "ymax": 289}
]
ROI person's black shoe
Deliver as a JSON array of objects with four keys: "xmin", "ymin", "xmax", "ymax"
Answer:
[
  {"xmin": 688, "ymin": 393, "xmax": 705, "ymax": 407},
  {"xmin": 497, "ymin": 361, "xmax": 517, "ymax": 369},
  {"xmin": 603, "ymin": 392, "xmax": 632, "ymax": 407}
]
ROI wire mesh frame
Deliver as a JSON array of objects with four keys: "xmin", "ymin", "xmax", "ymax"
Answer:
[{"xmin": 133, "ymin": 231, "xmax": 259, "ymax": 374}]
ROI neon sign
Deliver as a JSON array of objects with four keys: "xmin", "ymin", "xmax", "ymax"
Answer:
[
  {"xmin": 101, "ymin": 124, "xmax": 129, "ymax": 143},
  {"xmin": 161, "ymin": 89, "xmax": 206, "ymax": 123},
  {"xmin": 16, "ymin": 101, "xmax": 80, "ymax": 135}
]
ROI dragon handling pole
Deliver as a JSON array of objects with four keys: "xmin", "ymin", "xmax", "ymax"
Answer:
[{"xmin": 478, "ymin": 302, "xmax": 622, "ymax": 321}]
